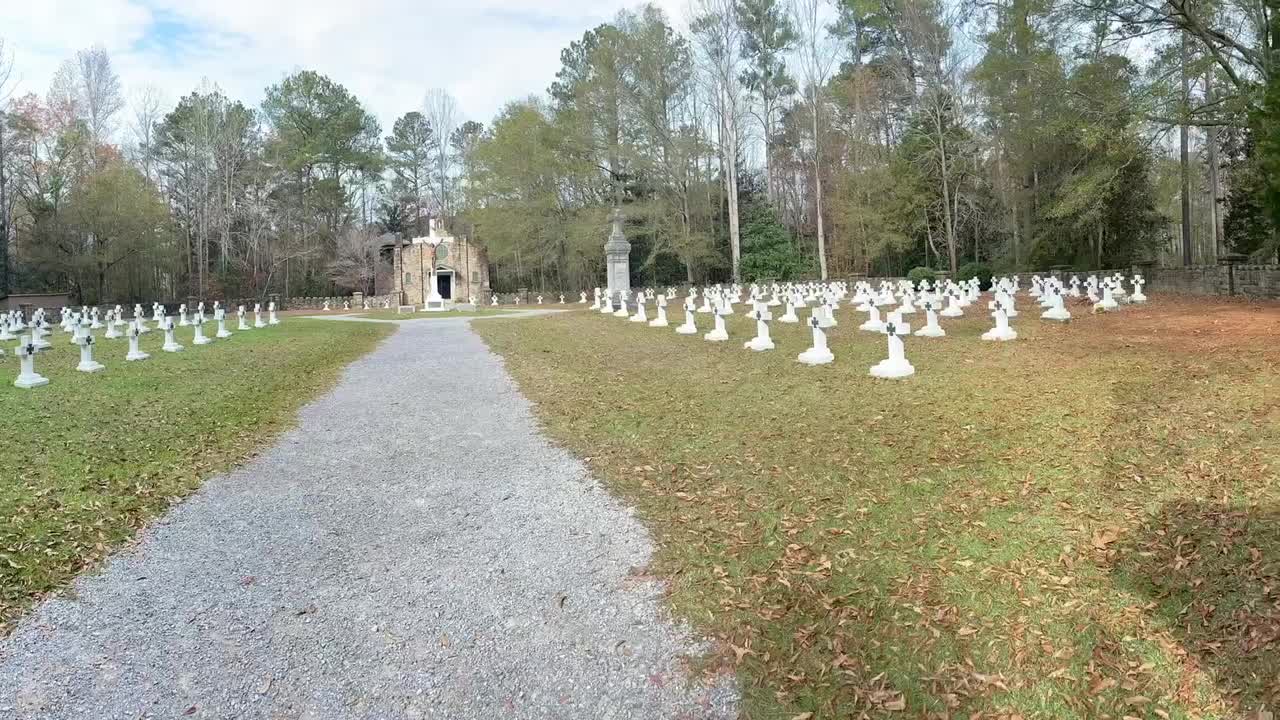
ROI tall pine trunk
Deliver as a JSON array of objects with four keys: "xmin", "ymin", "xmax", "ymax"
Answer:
[
  {"xmin": 1205, "ymin": 70, "xmax": 1225, "ymax": 256},
  {"xmin": 1179, "ymin": 31, "xmax": 1193, "ymax": 266},
  {"xmin": 812, "ymin": 84, "xmax": 828, "ymax": 280}
]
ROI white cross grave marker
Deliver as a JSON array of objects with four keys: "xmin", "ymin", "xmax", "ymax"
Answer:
[
  {"xmin": 215, "ymin": 308, "xmax": 233, "ymax": 338},
  {"xmin": 859, "ymin": 304, "xmax": 885, "ymax": 333},
  {"xmin": 14, "ymin": 336, "xmax": 50, "ymax": 389},
  {"xmin": 1093, "ymin": 278, "xmax": 1119, "ymax": 312},
  {"xmin": 648, "ymin": 295, "xmax": 669, "ymax": 327},
  {"xmin": 870, "ymin": 315, "xmax": 915, "ymax": 379},
  {"xmin": 126, "ymin": 324, "xmax": 150, "ymax": 361},
  {"xmin": 914, "ymin": 299, "xmax": 946, "ymax": 337},
  {"xmin": 981, "ymin": 298, "xmax": 1017, "ymax": 341},
  {"xmin": 940, "ymin": 289, "xmax": 965, "ymax": 318},
  {"xmin": 675, "ymin": 296, "xmax": 698, "ymax": 335},
  {"xmin": 779, "ymin": 296, "xmax": 800, "ymax": 323},
  {"xmin": 162, "ymin": 318, "xmax": 184, "ymax": 352},
  {"xmin": 797, "ymin": 313, "xmax": 835, "ymax": 365},
  {"xmin": 1130, "ymin": 274, "xmax": 1147, "ymax": 303},
  {"xmin": 192, "ymin": 317, "xmax": 213, "ymax": 345},
  {"xmin": 629, "ymin": 292, "xmax": 648, "ymax": 323},
  {"xmin": 75, "ymin": 332, "xmax": 105, "ymax": 373},
  {"xmin": 704, "ymin": 299, "xmax": 730, "ymax": 342},
  {"xmin": 1041, "ymin": 286, "xmax": 1071, "ymax": 322},
  {"xmin": 744, "ymin": 305, "xmax": 775, "ymax": 352}
]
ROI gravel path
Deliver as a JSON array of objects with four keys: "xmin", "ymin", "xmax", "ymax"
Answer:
[{"xmin": 0, "ymin": 317, "xmax": 737, "ymax": 719}]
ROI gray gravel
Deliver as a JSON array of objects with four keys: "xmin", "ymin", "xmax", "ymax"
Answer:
[{"xmin": 0, "ymin": 317, "xmax": 738, "ymax": 719}]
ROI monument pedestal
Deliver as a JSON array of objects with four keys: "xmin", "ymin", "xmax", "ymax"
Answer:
[{"xmin": 604, "ymin": 208, "xmax": 631, "ymax": 311}]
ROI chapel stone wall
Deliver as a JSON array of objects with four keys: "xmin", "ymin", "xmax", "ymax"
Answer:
[{"xmin": 393, "ymin": 240, "xmax": 491, "ymax": 306}]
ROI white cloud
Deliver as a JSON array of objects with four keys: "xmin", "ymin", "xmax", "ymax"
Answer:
[{"xmin": 0, "ymin": 0, "xmax": 690, "ymax": 136}]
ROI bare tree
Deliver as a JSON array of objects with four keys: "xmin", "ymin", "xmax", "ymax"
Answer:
[
  {"xmin": 328, "ymin": 226, "xmax": 385, "ymax": 294},
  {"xmin": 0, "ymin": 37, "xmax": 12, "ymax": 102},
  {"xmin": 692, "ymin": 0, "xmax": 746, "ymax": 282},
  {"xmin": 48, "ymin": 61, "xmax": 83, "ymax": 129},
  {"xmin": 423, "ymin": 89, "xmax": 459, "ymax": 217},
  {"xmin": 790, "ymin": 0, "xmax": 837, "ymax": 280},
  {"xmin": 127, "ymin": 84, "xmax": 166, "ymax": 185},
  {"xmin": 75, "ymin": 46, "xmax": 124, "ymax": 151},
  {"xmin": 0, "ymin": 37, "xmax": 14, "ymax": 296}
]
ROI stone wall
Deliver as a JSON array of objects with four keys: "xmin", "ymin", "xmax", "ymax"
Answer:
[
  {"xmin": 1232, "ymin": 265, "xmax": 1280, "ymax": 298},
  {"xmin": 284, "ymin": 295, "xmax": 394, "ymax": 310},
  {"xmin": 1142, "ymin": 264, "xmax": 1280, "ymax": 299}
]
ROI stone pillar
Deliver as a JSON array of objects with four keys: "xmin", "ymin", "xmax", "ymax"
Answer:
[
  {"xmin": 604, "ymin": 208, "xmax": 631, "ymax": 307},
  {"xmin": 1219, "ymin": 252, "xmax": 1247, "ymax": 296},
  {"xmin": 394, "ymin": 241, "xmax": 404, "ymax": 306}
]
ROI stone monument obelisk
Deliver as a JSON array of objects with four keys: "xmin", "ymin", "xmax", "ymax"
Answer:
[{"xmin": 604, "ymin": 207, "xmax": 632, "ymax": 308}]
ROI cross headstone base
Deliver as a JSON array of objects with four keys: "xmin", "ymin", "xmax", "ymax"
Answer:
[
  {"xmin": 1041, "ymin": 306, "xmax": 1071, "ymax": 322},
  {"xmin": 675, "ymin": 318, "xmax": 697, "ymax": 335},
  {"xmin": 869, "ymin": 357, "xmax": 915, "ymax": 379},
  {"xmin": 981, "ymin": 326, "xmax": 1017, "ymax": 341},
  {"xmin": 15, "ymin": 373, "xmax": 49, "ymax": 389},
  {"xmin": 797, "ymin": 328, "xmax": 834, "ymax": 365},
  {"xmin": 703, "ymin": 315, "xmax": 728, "ymax": 342}
]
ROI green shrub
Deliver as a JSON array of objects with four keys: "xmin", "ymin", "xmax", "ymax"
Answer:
[
  {"xmin": 740, "ymin": 203, "xmax": 814, "ymax": 282},
  {"xmin": 907, "ymin": 267, "xmax": 937, "ymax": 285},
  {"xmin": 956, "ymin": 262, "xmax": 993, "ymax": 290}
]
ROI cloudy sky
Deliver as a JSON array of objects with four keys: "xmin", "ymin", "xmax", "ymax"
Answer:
[{"xmin": 0, "ymin": 0, "xmax": 687, "ymax": 134}]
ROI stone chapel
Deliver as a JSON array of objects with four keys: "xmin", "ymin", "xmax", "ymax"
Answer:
[{"xmin": 384, "ymin": 219, "xmax": 490, "ymax": 308}]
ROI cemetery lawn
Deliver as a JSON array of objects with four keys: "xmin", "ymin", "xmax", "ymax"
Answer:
[
  {"xmin": 476, "ymin": 296, "xmax": 1280, "ymax": 719},
  {"xmin": 0, "ymin": 319, "xmax": 393, "ymax": 632}
]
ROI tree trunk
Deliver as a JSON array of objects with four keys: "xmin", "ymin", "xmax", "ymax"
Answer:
[
  {"xmin": 1180, "ymin": 31, "xmax": 1193, "ymax": 266},
  {"xmin": 937, "ymin": 115, "xmax": 958, "ymax": 274},
  {"xmin": 762, "ymin": 97, "xmax": 774, "ymax": 203},
  {"xmin": 724, "ymin": 87, "xmax": 742, "ymax": 283},
  {"xmin": 812, "ymin": 85, "xmax": 828, "ymax": 280},
  {"xmin": 0, "ymin": 113, "xmax": 7, "ymax": 297},
  {"xmin": 1205, "ymin": 69, "xmax": 1225, "ymax": 257}
]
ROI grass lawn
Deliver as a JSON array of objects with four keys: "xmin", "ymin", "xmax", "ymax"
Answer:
[
  {"xmin": 476, "ymin": 296, "xmax": 1280, "ymax": 719},
  {"xmin": 0, "ymin": 318, "xmax": 393, "ymax": 632}
]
